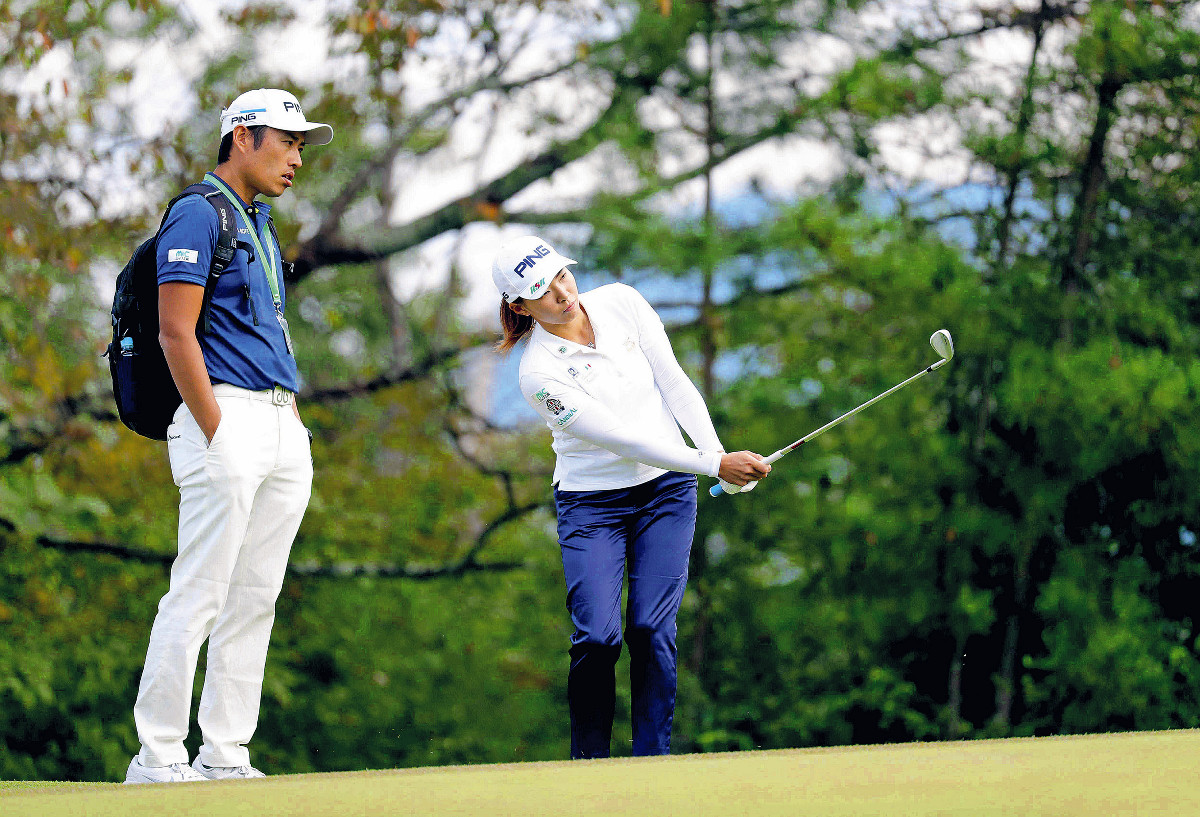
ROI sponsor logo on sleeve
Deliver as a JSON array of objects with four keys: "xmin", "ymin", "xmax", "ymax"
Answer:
[
  {"xmin": 532, "ymin": 388, "xmax": 549, "ymax": 403},
  {"xmin": 168, "ymin": 249, "xmax": 199, "ymax": 264},
  {"xmin": 544, "ymin": 397, "xmax": 564, "ymax": 415},
  {"xmin": 556, "ymin": 407, "xmax": 577, "ymax": 427}
]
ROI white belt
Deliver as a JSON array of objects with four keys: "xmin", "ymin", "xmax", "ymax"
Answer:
[{"xmin": 212, "ymin": 383, "xmax": 295, "ymax": 406}]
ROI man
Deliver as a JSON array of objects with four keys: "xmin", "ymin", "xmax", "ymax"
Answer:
[{"xmin": 124, "ymin": 89, "xmax": 333, "ymax": 784}]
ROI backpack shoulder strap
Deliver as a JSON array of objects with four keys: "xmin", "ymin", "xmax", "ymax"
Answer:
[{"xmin": 169, "ymin": 182, "xmax": 241, "ymax": 335}]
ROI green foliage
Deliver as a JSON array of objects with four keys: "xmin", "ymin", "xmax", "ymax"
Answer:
[
  {"xmin": 4, "ymin": 0, "xmax": 1200, "ymax": 785},
  {"xmin": 0, "ymin": 530, "xmax": 149, "ymax": 780},
  {"xmin": 1028, "ymin": 552, "xmax": 1200, "ymax": 732},
  {"xmin": 826, "ymin": 57, "xmax": 945, "ymax": 119}
]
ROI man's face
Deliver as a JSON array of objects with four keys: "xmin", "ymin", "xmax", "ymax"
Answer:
[{"xmin": 244, "ymin": 127, "xmax": 305, "ymax": 198}]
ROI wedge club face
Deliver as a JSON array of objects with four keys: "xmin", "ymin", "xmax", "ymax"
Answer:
[{"xmin": 930, "ymin": 329, "xmax": 954, "ymax": 362}]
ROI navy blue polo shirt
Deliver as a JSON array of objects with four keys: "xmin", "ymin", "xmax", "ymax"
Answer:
[{"xmin": 156, "ymin": 185, "xmax": 299, "ymax": 393}]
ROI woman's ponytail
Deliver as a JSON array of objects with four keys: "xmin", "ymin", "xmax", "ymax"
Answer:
[{"xmin": 497, "ymin": 299, "xmax": 534, "ymax": 352}]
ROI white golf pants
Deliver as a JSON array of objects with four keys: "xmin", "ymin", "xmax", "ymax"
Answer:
[{"xmin": 134, "ymin": 385, "xmax": 312, "ymax": 768}]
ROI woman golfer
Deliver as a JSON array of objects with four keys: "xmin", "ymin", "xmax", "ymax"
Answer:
[{"xmin": 493, "ymin": 235, "xmax": 770, "ymax": 758}]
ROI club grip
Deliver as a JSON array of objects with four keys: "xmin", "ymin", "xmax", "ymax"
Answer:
[{"xmin": 709, "ymin": 484, "xmax": 724, "ymax": 497}]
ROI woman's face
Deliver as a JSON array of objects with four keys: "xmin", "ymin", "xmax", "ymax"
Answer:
[{"xmin": 508, "ymin": 268, "xmax": 582, "ymax": 327}]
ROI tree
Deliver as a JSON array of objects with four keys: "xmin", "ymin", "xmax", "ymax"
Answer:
[{"xmin": 3, "ymin": 0, "xmax": 1200, "ymax": 781}]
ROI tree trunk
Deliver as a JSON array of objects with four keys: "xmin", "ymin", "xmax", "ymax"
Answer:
[
  {"xmin": 1060, "ymin": 75, "xmax": 1121, "ymax": 340},
  {"xmin": 946, "ymin": 629, "xmax": 967, "ymax": 738},
  {"xmin": 994, "ymin": 2, "xmax": 1048, "ymax": 272},
  {"xmin": 376, "ymin": 151, "xmax": 412, "ymax": 370},
  {"xmin": 991, "ymin": 550, "xmax": 1029, "ymax": 729},
  {"xmin": 685, "ymin": 4, "xmax": 721, "ymax": 744}
]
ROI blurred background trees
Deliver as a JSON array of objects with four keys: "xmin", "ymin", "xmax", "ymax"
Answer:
[{"xmin": 2, "ymin": 0, "xmax": 1198, "ymax": 780}]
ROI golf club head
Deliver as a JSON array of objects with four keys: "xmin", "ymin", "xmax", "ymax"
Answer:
[{"xmin": 930, "ymin": 329, "xmax": 954, "ymax": 362}]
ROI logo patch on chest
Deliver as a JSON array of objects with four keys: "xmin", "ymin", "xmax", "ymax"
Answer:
[{"xmin": 568, "ymin": 363, "xmax": 596, "ymax": 383}]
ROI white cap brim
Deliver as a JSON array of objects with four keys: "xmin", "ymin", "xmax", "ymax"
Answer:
[
  {"xmin": 293, "ymin": 123, "xmax": 333, "ymax": 146},
  {"xmin": 515, "ymin": 255, "xmax": 575, "ymax": 301}
]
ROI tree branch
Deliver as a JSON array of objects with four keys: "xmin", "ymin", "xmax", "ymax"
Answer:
[
  {"xmin": 303, "ymin": 341, "xmax": 486, "ymax": 402},
  {"xmin": 292, "ymin": 95, "xmax": 622, "ymax": 275},
  {"xmin": 884, "ymin": 0, "xmax": 1087, "ymax": 56},
  {"xmin": 312, "ymin": 58, "xmax": 586, "ymax": 246},
  {"xmin": 33, "ymin": 530, "xmax": 538, "ymax": 580}
]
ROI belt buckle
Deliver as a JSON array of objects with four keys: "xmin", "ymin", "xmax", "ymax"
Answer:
[{"xmin": 271, "ymin": 385, "xmax": 291, "ymax": 406}]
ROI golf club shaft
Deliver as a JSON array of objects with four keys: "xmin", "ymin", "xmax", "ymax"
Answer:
[
  {"xmin": 708, "ymin": 356, "xmax": 948, "ymax": 497},
  {"xmin": 765, "ymin": 357, "xmax": 948, "ymax": 464}
]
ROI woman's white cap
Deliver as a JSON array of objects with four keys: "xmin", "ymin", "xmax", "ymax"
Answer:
[
  {"xmin": 492, "ymin": 235, "xmax": 577, "ymax": 302},
  {"xmin": 220, "ymin": 88, "xmax": 334, "ymax": 146}
]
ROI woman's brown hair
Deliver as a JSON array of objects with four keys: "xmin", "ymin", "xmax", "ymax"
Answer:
[{"xmin": 497, "ymin": 299, "xmax": 534, "ymax": 352}]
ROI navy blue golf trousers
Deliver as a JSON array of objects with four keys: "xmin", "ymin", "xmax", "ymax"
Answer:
[{"xmin": 554, "ymin": 471, "xmax": 697, "ymax": 759}]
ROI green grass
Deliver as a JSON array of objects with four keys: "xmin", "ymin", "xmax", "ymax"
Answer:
[{"xmin": 3, "ymin": 729, "xmax": 1197, "ymax": 816}]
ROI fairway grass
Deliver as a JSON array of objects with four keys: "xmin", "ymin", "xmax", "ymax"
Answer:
[{"xmin": 2, "ymin": 729, "xmax": 1197, "ymax": 816}]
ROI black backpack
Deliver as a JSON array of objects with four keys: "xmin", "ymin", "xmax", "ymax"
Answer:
[{"xmin": 106, "ymin": 183, "xmax": 240, "ymax": 441}]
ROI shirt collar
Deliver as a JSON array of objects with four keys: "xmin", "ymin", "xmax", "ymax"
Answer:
[{"xmin": 531, "ymin": 323, "xmax": 586, "ymax": 358}]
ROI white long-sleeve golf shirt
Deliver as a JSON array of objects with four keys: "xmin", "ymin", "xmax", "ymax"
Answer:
[{"xmin": 518, "ymin": 283, "xmax": 724, "ymax": 491}]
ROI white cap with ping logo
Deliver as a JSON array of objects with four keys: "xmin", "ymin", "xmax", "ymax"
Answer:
[
  {"xmin": 220, "ymin": 88, "xmax": 334, "ymax": 146},
  {"xmin": 492, "ymin": 235, "xmax": 577, "ymax": 302}
]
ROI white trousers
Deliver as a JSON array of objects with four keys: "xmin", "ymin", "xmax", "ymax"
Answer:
[{"xmin": 134, "ymin": 385, "xmax": 312, "ymax": 768}]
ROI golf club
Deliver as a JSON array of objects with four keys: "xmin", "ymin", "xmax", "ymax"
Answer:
[{"xmin": 710, "ymin": 329, "xmax": 955, "ymax": 497}]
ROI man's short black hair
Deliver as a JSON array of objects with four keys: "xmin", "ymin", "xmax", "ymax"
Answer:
[{"xmin": 217, "ymin": 125, "xmax": 269, "ymax": 164}]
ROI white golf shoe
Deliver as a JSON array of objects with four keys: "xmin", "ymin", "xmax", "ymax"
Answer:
[
  {"xmin": 191, "ymin": 758, "xmax": 266, "ymax": 780},
  {"xmin": 124, "ymin": 756, "xmax": 207, "ymax": 784}
]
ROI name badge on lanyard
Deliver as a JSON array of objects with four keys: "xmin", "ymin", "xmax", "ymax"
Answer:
[{"xmin": 277, "ymin": 311, "xmax": 295, "ymax": 355}]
